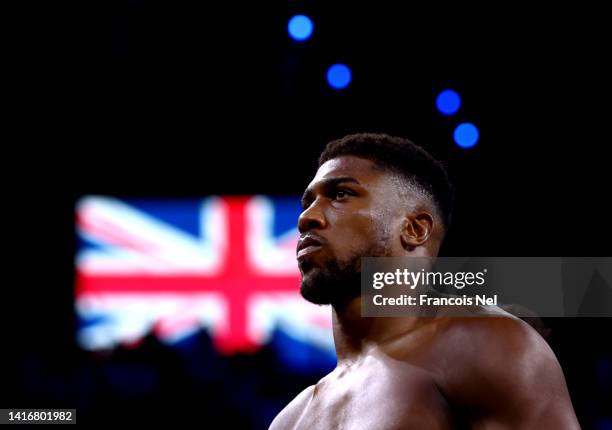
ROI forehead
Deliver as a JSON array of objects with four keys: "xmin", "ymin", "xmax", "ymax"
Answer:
[{"xmin": 311, "ymin": 155, "xmax": 386, "ymax": 185}]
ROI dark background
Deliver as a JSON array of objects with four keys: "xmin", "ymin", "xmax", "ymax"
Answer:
[{"xmin": 6, "ymin": 1, "xmax": 611, "ymax": 428}]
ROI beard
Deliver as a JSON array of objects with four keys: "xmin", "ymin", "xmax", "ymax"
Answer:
[
  {"xmin": 299, "ymin": 241, "xmax": 392, "ymax": 306},
  {"xmin": 299, "ymin": 257, "xmax": 362, "ymax": 306}
]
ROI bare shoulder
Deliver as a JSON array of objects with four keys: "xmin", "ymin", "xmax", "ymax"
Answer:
[
  {"xmin": 268, "ymin": 384, "xmax": 315, "ymax": 430},
  {"xmin": 434, "ymin": 311, "xmax": 560, "ymax": 385},
  {"xmin": 431, "ymin": 313, "xmax": 580, "ymax": 427}
]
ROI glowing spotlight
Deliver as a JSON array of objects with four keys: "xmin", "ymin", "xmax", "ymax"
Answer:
[
  {"xmin": 326, "ymin": 64, "xmax": 352, "ymax": 90},
  {"xmin": 436, "ymin": 89, "xmax": 461, "ymax": 115},
  {"xmin": 454, "ymin": 123, "xmax": 479, "ymax": 148},
  {"xmin": 288, "ymin": 15, "xmax": 313, "ymax": 42}
]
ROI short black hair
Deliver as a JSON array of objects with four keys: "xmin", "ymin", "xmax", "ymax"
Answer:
[{"xmin": 319, "ymin": 133, "xmax": 454, "ymax": 230}]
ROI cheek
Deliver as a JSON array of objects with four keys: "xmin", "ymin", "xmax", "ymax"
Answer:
[{"xmin": 329, "ymin": 210, "xmax": 383, "ymax": 254}]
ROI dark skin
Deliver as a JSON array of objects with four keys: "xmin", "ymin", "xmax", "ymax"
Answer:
[{"xmin": 269, "ymin": 155, "xmax": 580, "ymax": 429}]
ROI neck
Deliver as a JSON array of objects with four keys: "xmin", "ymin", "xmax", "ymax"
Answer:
[{"xmin": 331, "ymin": 295, "xmax": 425, "ymax": 363}]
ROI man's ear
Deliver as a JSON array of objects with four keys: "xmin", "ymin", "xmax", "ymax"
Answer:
[{"xmin": 400, "ymin": 212, "xmax": 434, "ymax": 251}]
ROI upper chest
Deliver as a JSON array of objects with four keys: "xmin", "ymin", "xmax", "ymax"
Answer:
[{"xmin": 291, "ymin": 356, "xmax": 454, "ymax": 430}]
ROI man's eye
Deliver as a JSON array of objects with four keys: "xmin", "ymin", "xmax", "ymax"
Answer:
[{"xmin": 333, "ymin": 189, "xmax": 352, "ymax": 200}]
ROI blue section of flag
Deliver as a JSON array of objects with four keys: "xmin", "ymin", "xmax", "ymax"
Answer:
[
  {"xmin": 77, "ymin": 313, "xmax": 113, "ymax": 330},
  {"xmin": 125, "ymin": 198, "xmax": 203, "ymax": 237},
  {"xmin": 271, "ymin": 197, "xmax": 302, "ymax": 237},
  {"xmin": 77, "ymin": 236, "xmax": 107, "ymax": 252}
]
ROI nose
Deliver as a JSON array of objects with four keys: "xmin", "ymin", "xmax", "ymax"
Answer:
[{"xmin": 298, "ymin": 198, "xmax": 327, "ymax": 233}]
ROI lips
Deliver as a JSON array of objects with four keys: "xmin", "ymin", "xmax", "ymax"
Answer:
[{"xmin": 296, "ymin": 235, "xmax": 324, "ymax": 259}]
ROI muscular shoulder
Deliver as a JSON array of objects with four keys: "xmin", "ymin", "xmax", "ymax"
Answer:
[
  {"xmin": 432, "ymin": 315, "xmax": 579, "ymax": 427},
  {"xmin": 268, "ymin": 385, "xmax": 315, "ymax": 430},
  {"xmin": 436, "ymin": 314, "xmax": 555, "ymax": 385}
]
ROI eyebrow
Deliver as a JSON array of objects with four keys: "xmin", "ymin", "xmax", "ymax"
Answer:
[{"xmin": 301, "ymin": 176, "xmax": 361, "ymax": 207}]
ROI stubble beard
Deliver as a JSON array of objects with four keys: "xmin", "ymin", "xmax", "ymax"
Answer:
[{"xmin": 299, "ymin": 242, "xmax": 392, "ymax": 307}]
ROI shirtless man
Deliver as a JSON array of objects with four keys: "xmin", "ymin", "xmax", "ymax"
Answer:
[{"xmin": 269, "ymin": 133, "xmax": 579, "ymax": 429}]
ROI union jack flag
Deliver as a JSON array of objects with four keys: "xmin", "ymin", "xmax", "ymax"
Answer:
[{"xmin": 75, "ymin": 196, "xmax": 334, "ymax": 356}]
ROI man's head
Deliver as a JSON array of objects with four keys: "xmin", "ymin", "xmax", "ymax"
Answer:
[{"xmin": 297, "ymin": 133, "xmax": 454, "ymax": 305}]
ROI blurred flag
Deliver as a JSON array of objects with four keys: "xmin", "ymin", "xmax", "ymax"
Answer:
[{"xmin": 75, "ymin": 196, "xmax": 334, "ymax": 358}]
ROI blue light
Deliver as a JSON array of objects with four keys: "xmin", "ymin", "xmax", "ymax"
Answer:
[
  {"xmin": 454, "ymin": 123, "xmax": 479, "ymax": 148},
  {"xmin": 326, "ymin": 64, "xmax": 352, "ymax": 90},
  {"xmin": 288, "ymin": 15, "xmax": 313, "ymax": 41},
  {"xmin": 436, "ymin": 89, "xmax": 461, "ymax": 115}
]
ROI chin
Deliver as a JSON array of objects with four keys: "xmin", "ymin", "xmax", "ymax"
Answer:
[
  {"xmin": 299, "ymin": 264, "xmax": 362, "ymax": 307},
  {"xmin": 300, "ymin": 269, "xmax": 332, "ymax": 305}
]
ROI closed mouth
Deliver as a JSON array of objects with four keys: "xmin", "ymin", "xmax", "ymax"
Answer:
[{"xmin": 296, "ymin": 235, "xmax": 324, "ymax": 259}]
